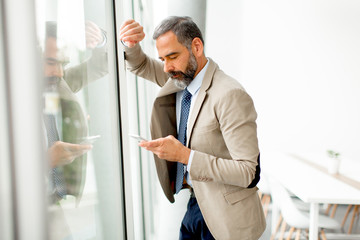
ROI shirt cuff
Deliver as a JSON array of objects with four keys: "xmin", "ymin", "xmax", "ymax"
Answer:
[{"xmin": 186, "ymin": 150, "xmax": 195, "ymax": 172}]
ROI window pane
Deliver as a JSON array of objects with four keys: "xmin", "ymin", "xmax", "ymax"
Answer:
[{"xmin": 36, "ymin": 0, "xmax": 125, "ymax": 239}]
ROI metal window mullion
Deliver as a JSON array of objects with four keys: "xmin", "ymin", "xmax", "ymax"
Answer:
[{"xmin": 113, "ymin": 0, "xmax": 138, "ymax": 239}]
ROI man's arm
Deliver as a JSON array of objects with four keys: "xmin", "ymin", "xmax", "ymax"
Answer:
[
  {"xmin": 120, "ymin": 20, "xmax": 169, "ymax": 87},
  {"xmin": 64, "ymin": 21, "xmax": 109, "ymax": 93},
  {"xmin": 189, "ymin": 89, "xmax": 259, "ymax": 187},
  {"xmin": 139, "ymin": 88, "xmax": 259, "ymax": 188}
]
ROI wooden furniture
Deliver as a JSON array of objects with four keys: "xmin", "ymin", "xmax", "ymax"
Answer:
[
  {"xmin": 262, "ymin": 151, "xmax": 360, "ymax": 240},
  {"xmin": 269, "ymin": 177, "xmax": 340, "ymax": 240},
  {"xmin": 326, "ymin": 204, "xmax": 359, "ymax": 234}
]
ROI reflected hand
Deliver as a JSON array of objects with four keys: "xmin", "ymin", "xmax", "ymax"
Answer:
[
  {"xmin": 85, "ymin": 21, "xmax": 104, "ymax": 49},
  {"xmin": 48, "ymin": 141, "xmax": 93, "ymax": 168},
  {"xmin": 138, "ymin": 135, "xmax": 190, "ymax": 164},
  {"xmin": 119, "ymin": 19, "xmax": 145, "ymax": 48}
]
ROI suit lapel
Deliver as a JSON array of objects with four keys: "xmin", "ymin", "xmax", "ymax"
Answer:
[
  {"xmin": 149, "ymin": 58, "xmax": 218, "ymax": 201},
  {"xmin": 152, "ymin": 79, "xmax": 179, "ymax": 139},
  {"xmin": 187, "ymin": 58, "xmax": 218, "ymax": 146},
  {"xmin": 157, "ymin": 78, "xmax": 183, "ymax": 98},
  {"xmin": 153, "ymin": 58, "xmax": 219, "ymax": 147},
  {"xmin": 151, "ymin": 78, "xmax": 180, "ymax": 201}
]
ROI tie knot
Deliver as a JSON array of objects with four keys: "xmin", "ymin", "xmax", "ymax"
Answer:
[{"xmin": 183, "ymin": 88, "xmax": 192, "ymax": 99}]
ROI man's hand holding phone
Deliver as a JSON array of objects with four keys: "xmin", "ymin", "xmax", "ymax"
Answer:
[{"xmin": 48, "ymin": 141, "xmax": 93, "ymax": 167}]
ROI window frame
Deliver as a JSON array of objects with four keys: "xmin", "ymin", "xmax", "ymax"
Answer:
[{"xmin": 1, "ymin": 0, "xmax": 47, "ymax": 238}]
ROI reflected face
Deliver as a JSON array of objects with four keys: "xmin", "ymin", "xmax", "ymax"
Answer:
[
  {"xmin": 44, "ymin": 37, "xmax": 64, "ymax": 78},
  {"xmin": 156, "ymin": 31, "xmax": 198, "ymax": 88}
]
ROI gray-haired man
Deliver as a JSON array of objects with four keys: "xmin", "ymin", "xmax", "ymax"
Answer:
[{"xmin": 120, "ymin": 16, "xmax": 265, "ymax": 240}]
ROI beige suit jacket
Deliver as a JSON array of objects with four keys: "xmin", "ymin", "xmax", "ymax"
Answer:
[
  {"xmin": 125, "ymin": 44, "xmax": 266, "ymax": 240},
  {"xmin": 57, "ymin": 47, "xmax": 108, "ymax": 203}
]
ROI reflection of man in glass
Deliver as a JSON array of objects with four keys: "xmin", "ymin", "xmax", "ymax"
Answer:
[{"xmin": 43, "ymin": 21, "xmax": 108, "ymax": 204}]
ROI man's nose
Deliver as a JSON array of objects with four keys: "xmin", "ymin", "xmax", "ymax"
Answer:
[
  {"xmin": 163, "ymin": 60, "xmax": 174, "ymax": 73},
  {"xmin": 52, "ymin": 64, "xmax": 64, "ymax": 77}
]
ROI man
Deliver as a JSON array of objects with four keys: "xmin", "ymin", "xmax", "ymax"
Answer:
[
  {"xmin": 120, "ymin": 17, "xmax": 265, "ymax": 240},
  {"xmin": 43, "ymin": 22, "xmax": 107, "ymax": 203},
  {"xmin": 43, "ymin": 20, "xmax": 108, "ymax": 240}
]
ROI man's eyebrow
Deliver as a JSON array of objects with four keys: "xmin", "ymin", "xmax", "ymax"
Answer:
[
  {"xmin": 158, "ymin": 52, "xmax": 179, "ymax": 60},
  {"xmin": 45, "ymin": 57, "xmax": 57, "ymax": 62}
]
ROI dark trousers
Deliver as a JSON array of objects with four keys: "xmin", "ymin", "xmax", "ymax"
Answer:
[{"xmin": 179, "ymin": 196, "xmax": 215, "ymax": 240}]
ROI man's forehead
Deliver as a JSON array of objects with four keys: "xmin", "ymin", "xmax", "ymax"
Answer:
[
  {"xmin": 156, "ymin": 31, "xmax": 186, "ymax": 57},
  {"xmin": 44, "ymin": 37, "xmax": 68, "ymax": 60}
]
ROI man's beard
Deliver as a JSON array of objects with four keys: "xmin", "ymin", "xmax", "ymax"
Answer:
[
  {"xmin": 44, "ymin": 76, "xmax": 61, "ymax": 82},
  {"xmin": 168, "ymin": 52, "xmax": 198, "ymax": 89},
  {"xmin": 44, "ymin": 76, "xmax": 61, "ymax": 87}
]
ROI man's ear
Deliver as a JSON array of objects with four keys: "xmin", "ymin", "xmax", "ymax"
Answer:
[{"xmin": 191, "ymin": 37, "xmax": 203, "ymax": 57}]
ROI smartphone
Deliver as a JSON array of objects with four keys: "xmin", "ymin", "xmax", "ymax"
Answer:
[
  {"xmin": 79, "ymin": 135, "xmax": 101, "ymax": 144},
  {"xmin": 129, "ymin": 134, "xmax": 148, "ymax": 142}
]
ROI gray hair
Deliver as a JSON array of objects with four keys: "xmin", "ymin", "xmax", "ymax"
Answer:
[
  {"xmin": 46, "ymin": 21, "xmax": 57, "ymax": 39},
  {"xmin": 152, "ymin": 16, "xmax": 204, "ymax": 50}
]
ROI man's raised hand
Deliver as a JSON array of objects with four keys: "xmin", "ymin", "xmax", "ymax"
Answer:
[{"xmin": 119, "ymin": 19, "xmax": 145, "ymax": 48}]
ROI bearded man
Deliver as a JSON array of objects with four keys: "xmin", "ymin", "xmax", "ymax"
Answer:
[{"xmin": 120, "ymin": 16, "xmax": 265, "ymax": 240}]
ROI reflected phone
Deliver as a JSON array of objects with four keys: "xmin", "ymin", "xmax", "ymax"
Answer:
[
  {"xmin": 129, "ymin": 134, "xmax": 148, "ymax": 142},
  {"xmin": 79, "ymin": 135, "xmax": 101, "ymax": 144}
]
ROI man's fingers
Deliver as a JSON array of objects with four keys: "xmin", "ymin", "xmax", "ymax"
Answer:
[
  {"xmin": 85, "ymin": 24, "xmax": 101, "ymax": 35},
  {"xmin": 119, "ymin": 21, "xmax": 145, "ymax": 45},
  {"xmin": 120, "ymin": 31, "xmax": 144, "ymax": 43},
  {"xmin": 85, "ymin": 21, "xmax": 100, "ymax": 30},
  {"xmin": 136, "ymin": 135, "xmax": 185, "ymax": 162},
  {"xmin": 121, "ymin": 32, "xmax": 145, "ymax": 43},
  {"xmin": 64, "ymin": 143, "xmax": 93, "ymax": 152},
  {"xmin": 119, "ymin": 19, "xmax": 135, "ymax": 31},
  {"xmin": 118, "ymin": 19, "xmax": 145, "ymax": 48},
  {"xmin": 138, "ymin": 138, "xmax": 171, "ymax": 160},
  {"xmin": 138, "ymin": 139, "xmax": 162, "ymax": 148},
  {"xmin": 119, "ymin": 20, "xmax": 140, "ymax": 35},
  {"xmin": 120, "ymin": 24, "xmax": 143, "ymax": 37},
  {"xmin": 72, "ymin": 149, "xmax": 90, "ymax": 158},
  {"xmin": 138, "ymin": 136, "xmax": 176, "ymax": 148},
  {"xmin": 139, "ymin": 145, "xmax": 165, "ymax": 159}
]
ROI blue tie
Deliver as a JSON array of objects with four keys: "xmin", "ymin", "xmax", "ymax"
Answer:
[
  {"xmin": 44, "ymin": 114, "xmax": 67, "ymax": 199},
  {"xmin": 175, "ymin": 88, "xmax": 192, "ymax": 194}
]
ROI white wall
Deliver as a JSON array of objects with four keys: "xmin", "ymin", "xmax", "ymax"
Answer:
[{"xmin": 206, "ymin": 0, "xmax": 360, "ymax": 161}]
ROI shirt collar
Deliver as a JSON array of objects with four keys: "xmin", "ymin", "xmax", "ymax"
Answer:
[{"xmin": 186, "ymin": 58, "xmax": 209, "ymax": 95}]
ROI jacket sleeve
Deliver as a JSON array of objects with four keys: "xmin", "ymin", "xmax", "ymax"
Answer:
[
  {"xmin": 189, "ymin": 88, "xmax": 259, "ymax": 188},
  {"xmin": 124, "ymin": 44, "xmax": 169, "ymax": 87},
  {"xmin": 64, "ymin": 47, "xmax": 109, "ymax": 93}
]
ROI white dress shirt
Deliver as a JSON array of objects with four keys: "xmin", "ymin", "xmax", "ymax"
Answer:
[{"xmin": 176, "ymin": 59, "xmax": 209, "ymax": 187}]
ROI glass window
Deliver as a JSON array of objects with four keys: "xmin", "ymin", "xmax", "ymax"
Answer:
[{"xmin": 36, "ymin": 0, "xmax": 126, "ymax": 239}]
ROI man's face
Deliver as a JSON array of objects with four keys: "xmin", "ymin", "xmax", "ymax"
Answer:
[
  {"xmin": 156, "ymin": 31, "xmax": 198, "ymax": 88},
  {"xmin": 43, "ymin": 37, "xmax": 64, "ymax": 78}
]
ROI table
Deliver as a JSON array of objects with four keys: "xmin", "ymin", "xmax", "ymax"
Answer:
[{"xmin": 261, "ymin": 151, "xmax": 360, "ymax": 240}]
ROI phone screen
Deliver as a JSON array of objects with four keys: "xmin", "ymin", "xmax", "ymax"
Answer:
[
  {"xmin": 79, "ymin": 135, "xmax": 101, "ymax": 144},
  {"xmin": 129, "ymin": 134, "xmax": 148, "ymax": 142}
]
